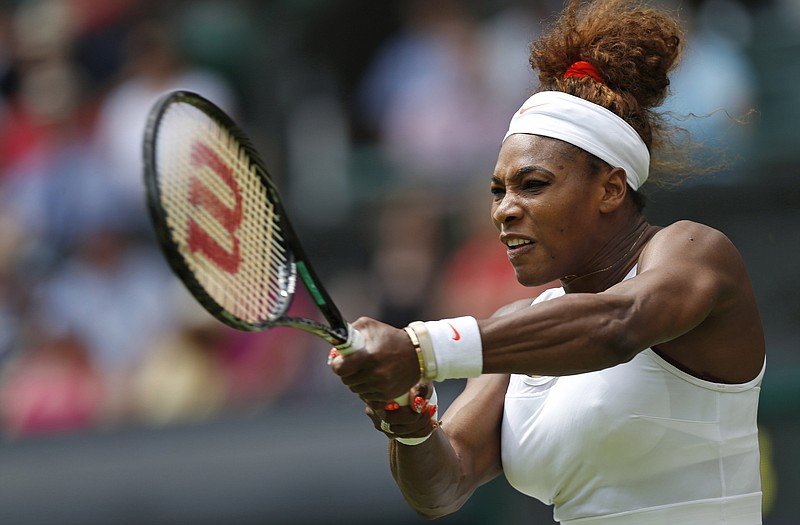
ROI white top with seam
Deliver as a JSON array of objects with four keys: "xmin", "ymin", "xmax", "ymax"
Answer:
[{"xmin": 501, "ymin": 265, "xmax": 764, "ymax": 524}]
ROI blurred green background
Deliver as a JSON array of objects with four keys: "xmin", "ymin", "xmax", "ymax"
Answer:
[{"xmin": 0, "ymin": 0, "xmax": 796, "ymax": 523}]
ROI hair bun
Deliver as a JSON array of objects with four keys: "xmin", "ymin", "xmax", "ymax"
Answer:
[{"xmin": 530, "ymin": 0, "xmax": 685, "ymax": 148}]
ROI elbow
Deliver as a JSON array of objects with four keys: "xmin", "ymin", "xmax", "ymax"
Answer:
[
  {"xmin": 404, "ymin": 483, "xmax": 472, "ymax": 520},
  {"xmin": 410, "ymin": 499, "xmax": 466, "ymax": 521},
  {"xmin": 414, "ymin": 508, "xmax": 449, "ymax": 521}
]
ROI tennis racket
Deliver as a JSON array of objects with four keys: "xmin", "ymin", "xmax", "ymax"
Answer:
[{"xmin": 143, "ymin": 90, "xmax": 407, "ymax": 404}]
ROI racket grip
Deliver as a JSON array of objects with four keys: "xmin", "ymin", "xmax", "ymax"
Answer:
[
  {"xmin": 335, "ymin": 325, "xmax": 365, "ymax": 356},
  {"xmin": 336, "ymin": 325, "xmax": 410, "ymax": 407}
]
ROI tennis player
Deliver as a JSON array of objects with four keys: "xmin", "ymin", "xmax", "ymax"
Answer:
[{"xmin": 330, "ymin": 0, "xmax": 765, "ymax": 523}]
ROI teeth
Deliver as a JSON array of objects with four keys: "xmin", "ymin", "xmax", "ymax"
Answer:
[{"xmin": 506, "ymin": 238, "xmax": 533, "ymax": 248}]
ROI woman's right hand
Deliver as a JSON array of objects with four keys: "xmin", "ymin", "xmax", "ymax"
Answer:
[{"xmin": 330, "ymin": 317, "xmax": 422, "ymax": 403}]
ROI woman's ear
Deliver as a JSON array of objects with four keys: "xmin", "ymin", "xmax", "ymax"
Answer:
[{"xmin": 599, "ymin": 167, "xmax": 628, "ymax": 213}]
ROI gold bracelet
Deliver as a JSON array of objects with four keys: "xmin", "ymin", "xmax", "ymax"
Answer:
[
  {"xmin": 407, "ymin": 322, "xmax": 437, "ymax": 380},
  {"xmin": 403, "ymin": 326, "xmax": 425, "ymax": 380}
]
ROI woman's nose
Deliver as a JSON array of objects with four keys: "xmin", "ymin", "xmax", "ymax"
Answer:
[{"xmin": 492, "ymin": 192, "xmax": 523, "ymax": 227}]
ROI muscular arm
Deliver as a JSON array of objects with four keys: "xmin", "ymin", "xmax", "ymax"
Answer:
[
  {"xmin": 389, "ymin": 299, "xmax": 530, "ymax": 518},
  {"xmin": 333, "ymin": 222, "xmax": 762, "ymax": 516},
  {"xmin": 480, "ymin": 221, "xmax": 764, "ymax": 382},
  {"xmin": 390, "ymin": 374, "xmax": 509, "ymax": 518},
  {"xmin": 336, "ymin": 222, "xmax": 762, "ymax": 402}
]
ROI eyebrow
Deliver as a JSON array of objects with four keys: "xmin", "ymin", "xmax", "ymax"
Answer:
[{"xmin": 491, "ymin": 165, "xmax": 557, "ymax": 185}]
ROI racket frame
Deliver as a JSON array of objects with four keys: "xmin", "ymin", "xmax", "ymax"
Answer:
[{"xmin": 143, "ymin": 90, "xmax": 356, "ymax": 349}]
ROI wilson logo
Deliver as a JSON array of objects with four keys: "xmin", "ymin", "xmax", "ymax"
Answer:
[{"xmin": 185, "ymin": 141, "xmax": 243, "ymax": 273}]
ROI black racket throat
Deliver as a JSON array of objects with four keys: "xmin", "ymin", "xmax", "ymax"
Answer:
[{"xmin": 143, "ymin": 90, "xmax": 350, "ymax": 346}]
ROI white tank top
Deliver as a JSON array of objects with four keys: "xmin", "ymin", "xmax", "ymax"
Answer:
[{"xmin": 501, "ymin": 266, "xmax": 764, "ymax": 524}]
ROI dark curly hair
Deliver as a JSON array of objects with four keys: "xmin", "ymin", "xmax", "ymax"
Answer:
[{"xmin": 529, "ymin": 0, "xmax": 693, "ymax": 191}]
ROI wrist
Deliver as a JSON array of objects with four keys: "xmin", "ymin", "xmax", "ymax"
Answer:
[
  {"xmin": 403, "ymin": 326, "xmax": 427, "ymax": 380},
  {"xmin": 407, "ymin": 316, "xmax": 482, "ymax": 382}
]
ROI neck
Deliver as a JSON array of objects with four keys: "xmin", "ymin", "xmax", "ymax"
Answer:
[{"xmin": 561, "ymin": 217, "xmax": 656, "ymax": 294}]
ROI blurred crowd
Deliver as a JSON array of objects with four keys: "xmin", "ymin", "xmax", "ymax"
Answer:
[{"xmin": 0, "ymin": 0, "xmax": 791, "ymax": 438}]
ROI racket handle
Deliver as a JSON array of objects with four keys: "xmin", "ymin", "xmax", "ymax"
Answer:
[
  {"xmin": 335, "ymin": 325, "xmax": 365, "ymax": 356},
  {"xmin": 336, "ymin": 325, "xmax": 410, "ymax": 407}
]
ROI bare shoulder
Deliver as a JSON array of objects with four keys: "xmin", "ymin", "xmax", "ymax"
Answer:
[
  {"xmin": 640, "ymin": 220, "xmax": 746, "ymax": 281},
  {"xmin": 646, "ymin": 220, "xmax": 738, "ymax": 257},
  {"xmin": 638, "ymin": 220, "xmax": 754, "ymax": 311},
  {"xmin": 633, "ymin": 220, "xmax": 764, "ymax": 382}
]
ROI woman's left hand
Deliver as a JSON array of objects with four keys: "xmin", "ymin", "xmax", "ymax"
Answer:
[{"xmin": 365, "ymin": 381, "xmax": 439, "ymax": 440}]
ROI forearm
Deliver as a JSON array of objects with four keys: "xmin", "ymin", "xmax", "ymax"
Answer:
[
  {"xmin": 388, "ymin": 375, "xmax": 507, "ymax": 518},
  {"xmin": 389, "ymin": 430, "xmax": 472, "ymax": 518},
  {"xmin": 479, "ymin": 292, "xmax": 640, "ymax": 376}
]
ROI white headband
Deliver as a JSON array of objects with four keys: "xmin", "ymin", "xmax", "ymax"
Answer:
[{"xmin": 503, "ymin": 91, "xmax": 650, "ymax": 190}]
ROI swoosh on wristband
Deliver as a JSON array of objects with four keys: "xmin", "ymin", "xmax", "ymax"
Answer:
[{"xmin": 447, "ymin": 323, "xmax": 461, "ymax": 341}]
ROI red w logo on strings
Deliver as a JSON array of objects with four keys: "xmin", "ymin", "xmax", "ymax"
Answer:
[{"xmin": 186, "ymin": 141, "xmax": 243, "ymax": 273}]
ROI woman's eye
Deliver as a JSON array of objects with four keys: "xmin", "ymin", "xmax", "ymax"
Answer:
[{"xmin": 522, "ymin": 179, "xmax": 547, "ymax": 191}]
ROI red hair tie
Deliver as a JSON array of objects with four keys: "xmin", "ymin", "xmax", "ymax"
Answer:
[{"xmin": 564, "ymin": 61, "xmax": 605, "ymax": 84}]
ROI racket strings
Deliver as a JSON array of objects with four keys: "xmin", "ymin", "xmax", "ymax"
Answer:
[{"xmin": 157, "ymin": 102, "xmax": 292, "ymax": 323}]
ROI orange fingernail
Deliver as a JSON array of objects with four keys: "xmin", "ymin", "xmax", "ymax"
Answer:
[
  {"xmin": 413, "ymin": 396, "xmax": 425, "ymax": 412},
  {"xmin": 385, "ymin": 402, "xmax": 400, "ymax": 411},
  {"xmin": 428, "ymin": 404, "xmax": 437, "ymax": 417},
  {"xmin": 327, "ymin": 348, "xmax": 339, "ymax": 365}
]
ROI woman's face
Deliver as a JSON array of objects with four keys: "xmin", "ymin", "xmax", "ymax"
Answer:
[{"xmin": 490, "ymin": 134, "xmax": 608, "ymax": 287}]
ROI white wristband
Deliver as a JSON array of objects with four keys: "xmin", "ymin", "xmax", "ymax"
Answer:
[
  {"xmin": 395, "ymin": 387, "xmax": 438, "ymax": 446},
  {"xmin": 421, "ymin": 316, "xmax": 483, "ymax": 381}
]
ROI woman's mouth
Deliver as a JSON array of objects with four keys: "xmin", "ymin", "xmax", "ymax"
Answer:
[
  {"xmin": 505, "ymin": 238, "xmax": 534, "ymax": 248},
  {"xmin": 503, "ymin": 237, "xmax": 536, "ymax": 258}
]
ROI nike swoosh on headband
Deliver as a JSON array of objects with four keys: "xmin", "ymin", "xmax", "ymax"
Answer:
[{"xmin": 518, "ymin": 102, "xmax": 547, "ymax": 115}]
